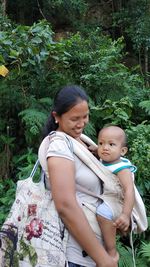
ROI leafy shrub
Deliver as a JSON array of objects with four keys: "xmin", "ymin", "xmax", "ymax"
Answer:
[
  {"xmin": 0, "ymin": 179, "xmax": 16, "ymax": 226},
  {"xmin": 126, "ymin": 124, "xmax": 150, "ymax": 208}
]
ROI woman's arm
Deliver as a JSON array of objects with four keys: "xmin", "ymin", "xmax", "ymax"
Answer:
[
  {"xmin": 48, "ymin": 157, "xmax": 118, "ymax": 267},
  {"xmin": 114, "ymin": 169, "xmax": 135, "ymax": 232}
]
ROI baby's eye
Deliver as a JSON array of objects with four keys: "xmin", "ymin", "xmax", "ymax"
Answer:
[
  {"xmin": 99, "ymin": 142, "xmax": 103, "ymax": 146},
  {"xmin": 110, "ymin": 143, "xmax": 115, "ymax": 146}
]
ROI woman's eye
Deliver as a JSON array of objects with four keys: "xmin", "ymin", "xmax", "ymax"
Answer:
[
  {"xmin": 84, "ymin": 114, "xmax": 89, "ymax": 119},
  {"xmin": 70, "ymin": 117, "xmax": 78, "ymax": 122}
]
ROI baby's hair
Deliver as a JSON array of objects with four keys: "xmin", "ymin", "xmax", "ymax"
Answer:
[{"xmin": 99, "ymin": 124, "xmax": 128, "ymax": 147}]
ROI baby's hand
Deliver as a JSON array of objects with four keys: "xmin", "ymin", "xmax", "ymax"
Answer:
[
  {"xmin": 113, "ymin": 213, "xmax": 130, "ymax": 232},
  {"xmin": 88, "ymin": 145, "xmax": 99, "ymax": 158}
]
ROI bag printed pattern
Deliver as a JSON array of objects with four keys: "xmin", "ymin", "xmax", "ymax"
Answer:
[{"xmin": 0, "ymin": 176, "xmax": 68, "ymax": 267}]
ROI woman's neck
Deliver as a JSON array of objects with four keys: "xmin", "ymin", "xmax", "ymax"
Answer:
[{"xmin": 76, "ymin": 137, "xmax": 88, "ymax": 148}]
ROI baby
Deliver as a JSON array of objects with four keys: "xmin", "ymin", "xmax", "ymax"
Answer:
[{"xmin": 96, "ymin": 125, "xmax": 136, "ymax": 262}]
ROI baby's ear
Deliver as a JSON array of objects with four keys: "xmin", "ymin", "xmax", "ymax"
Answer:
[{"xmin": 121, "ymin": 146, "xmax": 128, "ymax": 156}]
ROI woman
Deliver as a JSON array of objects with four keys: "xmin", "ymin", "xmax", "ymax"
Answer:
[{"xmin": 39, "ymin": 85, "xmax": 118, "ymax": 267}]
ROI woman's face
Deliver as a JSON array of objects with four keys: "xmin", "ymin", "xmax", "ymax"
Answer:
[{"xmin": 54, "ymin": 100, "xmax": 89, "ymax": 138}]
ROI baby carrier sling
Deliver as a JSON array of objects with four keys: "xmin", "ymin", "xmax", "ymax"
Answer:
[
  {"xmin": 39, "ymin": 131, "xmax": 148, "ymax": 235},
  {"xmin": 38, "ymin": 132, "xmax": 148, "ymax": 267}
]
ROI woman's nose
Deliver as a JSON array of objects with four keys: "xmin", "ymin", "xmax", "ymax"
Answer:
[{"xmin": 77, "ymin": 120, "xmax": 86, "ymax": 128}]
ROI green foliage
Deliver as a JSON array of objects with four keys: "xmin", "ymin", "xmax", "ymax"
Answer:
[
  {"xmin": 0, "ymin": 131, "xmax": 15, "ymax": 179},
  {"xmin": 136, "ymin": 241, "xmax": 150, "ymax": 266},
  {"xmin": 117, "ymin": 234, "xmax": 150, "ymax": 267},
  {"xmin": 18, "ymin": 97, "xmax": 53, "ymax": 145},
  {"xmin": 139, "ymin": 242, "xmax": 150, "ymax": 262},
  {"xmin": 0, "ymin": 179, "xmax": 16, "ymax": 226},
  {"xmin": 126, "ymin": 124, "xmax": 150, "ymax": 208},
  {"xmin": 112, "ymin": 0, "xmax": 150, "ymax": 84},
  {"xmin": 80, "ymin": 36, "xmax": 128, "ymax": 100},
  {"xmin": 117, "ymin": 238, "xmax": 134, "ymax": 267},
  {"xmin": 0, "ymin": 5, "xmax": 14, "ymax": 31},
  {"xmin": 19, "ymin": 109, "xmax": 48, "ymax": 144},
  {"xmin": 13, "ymin": 148, "xmax": 40, "ymax": 181},
  {"xmin": 0, "ymin": 19, "xmax": 54, "ymax": 80},
  {"xmin": 139, "ymin": 100, "xmax": 150, "ymax": 115},
  {"xmin": 113, "ymin": 0, "xmax": 150, "ymax": 50},
  {"xmin": 1, "ymin": 20, "xmax": 143, "ymax": 154},
  {"xmin": 64, "ymin": 31, "xmax": 143, "ymax": 103},
  {"xmin": 0, "ymin": 14, "xmax": 150, "ymax": 266},
  {"xmin": 89, "ymin": 97, "xmax": 133, "ymax": 133},
  {"xmin": 0, "ymin": 20, "xmax": 57, "ymax": 153},
  {"xmin": 39, "ymin": 0, "xmax": 87, "ymax": 29}
]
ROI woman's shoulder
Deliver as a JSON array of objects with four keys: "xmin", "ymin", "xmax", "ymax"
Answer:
[
  {"xmin": 38, "ymin": 131, "xmax": 74, "ymax": 168},
  {"xmin": 49, "ymin": 131, "xmax": 73, "ymax": 152},
  {"xmin": 38, "ymin": 132, "xmax": 74, "ymax": 174}
]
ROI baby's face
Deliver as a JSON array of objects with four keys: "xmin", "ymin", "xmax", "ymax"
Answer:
[{"xmin": 98, "ymin": 127, "xmax": 127, "ymax": 164}]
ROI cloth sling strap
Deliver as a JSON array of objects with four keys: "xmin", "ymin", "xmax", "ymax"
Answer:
[
  {"xmin": 67, "ymin": 134, "xmax": 138, "ymax": 267},
  {"xmin": 68, "ymin": 133, "xmax": 148, "ymax": 232},
  {"xmin": 38, "ymin": 132, "xmax": 148, "ymax": 267},
  {"xmin": 67, "ymin": 133, "xmax": 148, "ymax": 267},
  {"xmin": 38, "ymin": 131, "xmax": 147, "ymax": 234}
]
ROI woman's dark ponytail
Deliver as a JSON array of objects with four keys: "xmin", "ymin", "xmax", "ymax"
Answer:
[{"xmin": 42, "ymin": 112, "xmax": 58, "ymax": 138}]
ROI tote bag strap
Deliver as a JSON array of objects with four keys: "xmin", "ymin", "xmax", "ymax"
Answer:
[
  {"xmin": 30, "ymin": 159, "xmax": 40, "ymax": 178},
  {"xmin": 30, "ymin": 159, "xmax": 47, "ymax": 186}
]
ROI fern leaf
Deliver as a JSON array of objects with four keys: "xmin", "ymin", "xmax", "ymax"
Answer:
[
  {"xmin": 139, "ymin": 242, "xmax": 150, "ymax": 261},
  {"xmin": 19, "ymin": 108, "xmax": 47, "ymax": 135},
  {"xmin": 139, "ymin": 101, "xmax": 150, "ymax": 115}
]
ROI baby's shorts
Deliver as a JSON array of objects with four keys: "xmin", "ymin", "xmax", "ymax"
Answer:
[{"xmin": 96, "ymin": 201, "xmax": 113, "ymax": 220}]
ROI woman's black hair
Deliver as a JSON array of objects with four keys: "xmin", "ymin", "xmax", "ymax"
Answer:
[{"xmin": 42, "ymin": 85, "xmax": 88, "ymax": 138}]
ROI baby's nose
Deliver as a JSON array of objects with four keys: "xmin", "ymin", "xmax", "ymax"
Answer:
[{"xmin": 103, "ymin": 144, "xmax": 109, "ymax": 150}]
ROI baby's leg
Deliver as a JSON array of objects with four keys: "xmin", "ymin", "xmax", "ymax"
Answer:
[{"xmin": 96, "ymin": 202, "xmax": 119, "ymax": 262}]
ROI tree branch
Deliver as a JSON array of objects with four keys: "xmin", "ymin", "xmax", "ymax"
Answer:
[{"xmin": 36, "ymin": 0, "xmax": 47, "ymax": 20}]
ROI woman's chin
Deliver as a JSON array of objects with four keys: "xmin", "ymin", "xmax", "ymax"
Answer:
[{"xmin": 72, "ymin": 132, "xmax": 82, "ymax": 138}]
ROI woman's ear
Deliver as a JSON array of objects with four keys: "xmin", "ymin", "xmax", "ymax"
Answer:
[
  {"xmin": 52, "ymin": 111, "xmax": 58, "ymax": 123},
  {"xmin": 121, "ymin": 147, "xmax": 128, "ymax": 156}
]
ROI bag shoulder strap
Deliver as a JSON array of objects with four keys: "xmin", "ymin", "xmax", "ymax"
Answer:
[{"xmin": 30, "ymin": 159, "xmax": 39, "ymax": 178}]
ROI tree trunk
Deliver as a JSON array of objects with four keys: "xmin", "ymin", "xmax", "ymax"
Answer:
[
  {"xmin": 144, "ymin": 46, "xmax": 149, "ymax": 87},
  {"xmin": 1, "ymin": 0, "xmax": 7, "ymax": 15}
]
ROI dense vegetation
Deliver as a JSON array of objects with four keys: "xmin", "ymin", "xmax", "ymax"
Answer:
[{"xmin": 0, "ymin": 1, "xmax": 150, "ymax": 266}]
